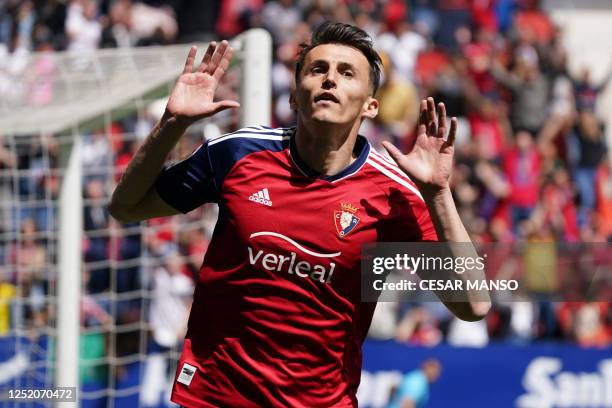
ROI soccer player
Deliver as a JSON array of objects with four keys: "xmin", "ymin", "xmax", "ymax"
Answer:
[
  {"xmin": 110, "ymin": 22, "xmax": 490, "ymax": 407},
  {"xmin": 387, "ymin": 359, "xmax": 442, "ymax": 408}
]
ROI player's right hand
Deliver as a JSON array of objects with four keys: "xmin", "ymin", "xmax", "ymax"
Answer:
[{"xmin": 165, "ymin": 41, "xmax": 240, "ymax": 127}]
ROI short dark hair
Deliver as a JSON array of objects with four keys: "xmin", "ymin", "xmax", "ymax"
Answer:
[{"xmin": 294, "ymin": 22, "xmax": 382, "ymax": 95}]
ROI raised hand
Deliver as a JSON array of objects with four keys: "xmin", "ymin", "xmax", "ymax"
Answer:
[
  {"xmin": 166, "ymin": 41, "xmax": 240, "ymax": 126},
  {"xmin": 382, "ymin": 97, "xmax": 457, "ymax": 197}
]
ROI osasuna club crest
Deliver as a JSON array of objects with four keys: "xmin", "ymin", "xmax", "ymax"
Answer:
[{"xmin": 334, "ymin": 202, "xmax": 360, "ymax": 237}]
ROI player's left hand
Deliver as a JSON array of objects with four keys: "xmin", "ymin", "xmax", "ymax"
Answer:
[{"xmin": 382, "ymin": 97, "xmax": 457, "ymax": 197}]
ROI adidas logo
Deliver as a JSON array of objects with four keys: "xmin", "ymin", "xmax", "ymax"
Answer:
[{"xmin": 249, "ymin": 188, "xmax": 273, "ymax": 207}]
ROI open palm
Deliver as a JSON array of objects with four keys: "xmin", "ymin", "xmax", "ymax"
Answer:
[
  {"xmin": 166, "ymin": 41, "xmax": 240, "ymax": 126},
  {"xmin": 383, "ymin": 98, "xmax": 457, "ymax": 196}
]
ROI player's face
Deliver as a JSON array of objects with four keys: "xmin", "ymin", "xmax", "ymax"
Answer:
[{"xmin": 292, "ymin": 44, "xmax": 378, "ymax": 127}]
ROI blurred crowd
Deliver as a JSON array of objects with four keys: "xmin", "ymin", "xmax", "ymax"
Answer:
[{"xmin": 0, "ymin": 1, "xmax": 611, "ymax": 378}]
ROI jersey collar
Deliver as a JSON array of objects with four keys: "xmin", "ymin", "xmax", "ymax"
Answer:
[{"xmin": 289, "ymin": 127, "xmax": 370, "ymax": 183}]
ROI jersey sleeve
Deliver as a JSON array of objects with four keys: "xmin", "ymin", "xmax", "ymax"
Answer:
[
  {"xmin": 412, "ymin": 197, "xmax": 438, "ymax": 241},
  {"xmin": 155, "ymin": 141, "xmax": 219, "ymax": 213},
  {"xmin": 154, "ymin": 126, "xmax": 291, "ymax": 213},
  {"xmin": 387, "ymin": 188, "xmax": 438, "ymax": 242}
]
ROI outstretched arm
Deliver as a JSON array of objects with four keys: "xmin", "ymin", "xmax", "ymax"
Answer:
[
  {"xmin": 109, "ymin": 41, "xmax": 239, "ymax": 223},
  {"xmin": 383, "ymin": 97, "xmax": 491, "ymax": 321}
]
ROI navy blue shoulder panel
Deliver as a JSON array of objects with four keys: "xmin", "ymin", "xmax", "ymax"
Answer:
[
  {"xmin": 155, "ymin": 126, "xmax": 292, "ymax": 213},
  {"xmin": 155, "ymin": 141, "xmax": 217, "ymax": 213},
  {"xmin": 207, "ymin": 126, "xmax": 292, "ymax": 188}
]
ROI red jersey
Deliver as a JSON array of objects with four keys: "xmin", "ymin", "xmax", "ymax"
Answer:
[{"xmin": 155, "ymin": 126, "xmax": 437, "ymax": 407}]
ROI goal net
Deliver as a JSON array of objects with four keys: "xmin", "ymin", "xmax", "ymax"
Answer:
[{"xmin": 0, "ymin": 28, "xmax": 271, "ymax": 407}]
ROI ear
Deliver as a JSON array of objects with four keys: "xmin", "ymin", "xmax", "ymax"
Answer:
[
  {"xmin": 361, "ymin": 96, "xmax": 379, "ymax": 120},
  {"xmin": 289, "ymin": 91, "xmax": 297, "ymax": 111}
]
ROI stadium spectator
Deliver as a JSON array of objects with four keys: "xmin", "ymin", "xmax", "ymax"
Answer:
[
  {"xmin": 0, "ymin": 135, "xmax": 16, "ymax": 238},
  {"xmin": 24, "ymin": 44, "xmax": 56, "ymax": 105},
  {"xmin": 436, "ymin": 0, "xmax": 472, "ymax": 52},
  {"xmin": 447, "ymin": 315, "xmax": 489, "ymax": 347},
  {"xmin": 503, "ymin": 130, "xmax": 541, "ymax": 232},
  {"xmin": 271, "ymin": 41, "xmax": 299, "ymax": 127},
  {"xmin": 261, "ymin": 0, "xmax": 301, "ymax": 46},
  {"xmin": 84, "ymin": 178, "xmax": 111, "ymax": 294},
  {"xmin": 395, "ymin": 306, "xmax": 443, "ymax": 347},
  {"xmin": 536, "ymin": 167, "xmax": 579, "ymax": 242},
  {"xmin": 387, "ymin": 358, "xmax": 442, "ymax": 408},
  {"xmin": 65, "ymin": 0, "xmax": 101, "ymax": 53},
  {"xmin": 491, "ymin": 53, "xmax": 550, "ymax": 135},
  {"xmin": 522, "ymin": 222, "xmax": 560, "ymax": 339},
  {"xmin": 34, "ymin": 0, "xmax": 67, "ymax": 50},
  {"xmin": 107, "ymin": 0, "xmax": 178, "ymax": 47},
  {"xmin": 558, "ymin": 302, "xmax": 611, "ymax": 348},
  {"xmin": 468, "ymin": 96, "xmax": 507, "ymax": 161},
  {"xmin": 509, "ymin": 301, "xmax": 537, "ymax": 343},
  {"xmin": 0, "ymin": 269, "xmax": 16, "ymax": 336},
  {"xmin": 130, "ymin": 1, "xmax": 178, "ymax": 45},
  {"xmin": 376, "ymin": 21, "xmax": 426, "ymax": 82},
  {"xmin": 594, "ymin": 160, "xmax": 612, "ymax": 239},
  {"xmin": 215, "ymin": 0, "xmax": 262, "ymax": 39},
  {"xmin": 81, "ymin": 292, "xmax": 112, "ymax": 328},
  {"xmin": 368, "ymin": 300, "xmax": 401, "ymax": 340},
  {"xmin": 113, "ymin": 138, "xmax": 139, "ymax": 183},
  {"xmin": 115, "ymin": 220, "xmax": 142, "ymax": 296},
  {"xmin": 474, "ymin": 159, "xmax": 510, "ymax": 222},
  {"xmin": 6, "ymin": 218, "xmax": 48, "ymax": 338},
  {"xmin": 462, "ymin": 30, "xmax": 496, "ymax": 96},
  {"xmin": 375, "ymin": 51, "xmax": 421, "ymax": 142},
  {"xmin": 428, "ymin": 55, "xmax": 474, "ymax": 130},
  {"xmin": 103, "ymin": 0, "xmax": 133, "ymax": 48},
  {"xmin": 82, "ymin": 129, "xmax": 112, "ymax": 183},
  {"xmin": 410, "ymin": 0, "xmax": 438, "ymax": 37},
  {"xmin": 141, "ymin": 252, "xmax": 193, "ymax": 407},
  {"xmin": 8, "ymin": 133, "xmax": 58, "ymax": 232},
  {"xmin": 471, "ymin": 0, "xmax": 498, "ymax": 33},
  {"xmin": 573, "ymin": 65, "xmax": 612, "ymax": 113},
  {"xmin": 570, "ymin": 110, "xmax": 607, "ymax": 227}
]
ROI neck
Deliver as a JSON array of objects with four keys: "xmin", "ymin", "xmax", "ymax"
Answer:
[{"xmin": 294, "ymin": 120, "xmax": 362, "ymax": 176}]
